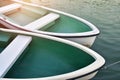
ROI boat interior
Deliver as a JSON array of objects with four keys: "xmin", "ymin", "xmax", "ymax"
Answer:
[
  {"xmin": 0, "ymin": 24, "xmax": 95, "ymax": 78},
  {"xmin": 0, "ymin": 0, "xmax": 92, "ymax": 33},
  {"xmin": 0, "ymin": 30, "xmax": 15, "ymax": 53}
]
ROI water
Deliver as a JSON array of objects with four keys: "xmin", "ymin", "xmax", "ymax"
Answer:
[{"xmin": 37, "ymin": 0, "xmax": 120, "ymax": 79}]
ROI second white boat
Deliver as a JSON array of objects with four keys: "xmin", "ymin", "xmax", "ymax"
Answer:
[{"xmin": 0, "ymin": 0, "xmax": 100, "ymax": 47}]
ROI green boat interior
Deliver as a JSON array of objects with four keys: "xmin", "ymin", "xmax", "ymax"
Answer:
[
  {"xmin": 0, "ymin": 30, "xmax": 95, "ymax": 78},
  {"xmin": 1, "ymin": 1, "xmax": 92, "ymax": 34},
  {"xmin": 0, "ymin": 24, "xmax": 16, "ymax": 53},
  {"xmin": 42, "ymin": 14, "xmax": 92, "ymax": 33}
]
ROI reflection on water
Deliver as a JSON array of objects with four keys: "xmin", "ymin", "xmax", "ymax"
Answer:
[{"xmin": 27, "ymin": 0, "xmax": 120, "ymax": 80}]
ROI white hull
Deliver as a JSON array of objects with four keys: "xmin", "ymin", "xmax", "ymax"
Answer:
[
  {"xmin": 75, "ymin": 71, "xmax": 98, "ymax": 80},
  {"xmin": 2, "ymin": 71, "xmax": 98, "ymax": 80},
  {"xmin": 64, "ymin": 36, "xmax": 97, "ymax": 47},
  {"xmin": 0, "ymin": 28, "xmax": 105, "ymax": 80}
]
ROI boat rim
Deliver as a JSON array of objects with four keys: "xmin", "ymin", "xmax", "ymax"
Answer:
[
  {"xmin": 6, "ymin": 0, "xmax": 100, "ymax": 38},
  {"xmin": 0, "ymin": 28, "xmax": 105, "ymax": 79},
  {"xmin": 0, "ymin": 17, "xmax": 100, "ymax": 38}
]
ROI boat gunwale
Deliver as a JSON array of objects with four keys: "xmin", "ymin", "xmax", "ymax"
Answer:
[
  {"xmin": 0, "ymin": 28, "xmax": 105, "ymax": 80},
  {"xmin": 0, "ymin": 17, "xmax": 100, "ymax": 38},
  {"xmin": 3, "ymin": 0, "xmax": 100, "ymax": 38}
]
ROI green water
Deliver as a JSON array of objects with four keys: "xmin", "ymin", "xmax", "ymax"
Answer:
[
  {"xmin": 5, "ymin": 36, "xmax": 94, "ymax": 78},
  {"xmin": 38, "ymin": 0, "xmax": 120, "ymax": 80}
]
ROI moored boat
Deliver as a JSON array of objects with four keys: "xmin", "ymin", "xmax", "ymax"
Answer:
[
  {"xmin": 0, "ymin": 27, "xmax": 105, "ymax": 80},
  {"xmin": 0, "ymin": 0, "xmax": 100, "ymax": 47}
]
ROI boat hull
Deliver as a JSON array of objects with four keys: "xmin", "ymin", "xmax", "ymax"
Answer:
[
  {"xmin": 70, "ymin": 71, "xmax": 98, "ymax": 80},
  {"xmin": 64, "ymin": 36, "xmax": 97, "ymax": 47},
  {"xmin": 0, "ymin": 29, "xmax": 105, "ymax": 80},
  {"xmin": 3, "ymin": 71, "xmax": 98, "ymax": 80}
]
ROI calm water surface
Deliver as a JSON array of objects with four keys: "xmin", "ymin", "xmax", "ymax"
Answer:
[{"xmin": 34, "ymin": 0, "xmax": 120, "ymax": 80}]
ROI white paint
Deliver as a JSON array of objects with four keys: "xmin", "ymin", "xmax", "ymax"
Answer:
[
  {"xmin": 0, "ymin": 3, "xmax": 21, "ymax": 13},
  {"xmin": 24, "ymin": 13, "xmax": 59, "ymax": 30},
  {"xmin": 65, "ymin": 36, "xmax": 96, "ymax": 47},
  {"xmin": 0, "ymin": 35, "xmax": 32, "ymax": 77}
]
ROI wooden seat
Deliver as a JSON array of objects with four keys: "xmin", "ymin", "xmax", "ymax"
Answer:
[
  {"xmin": 0, "ymin": 3, "xmax": 21, "ymax": 13},
  {"xmin": 25, "ymin": 13, "xmax": 60, "ymax": 30},
  {"xmin": 0, "ymin": 35, "xmax": 32, "ymax": 77}
]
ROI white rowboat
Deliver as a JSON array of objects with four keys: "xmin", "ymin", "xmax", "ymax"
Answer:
[{"xmin": 0, "ymin": 0, "xmax": 100, "ymax": 47}]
